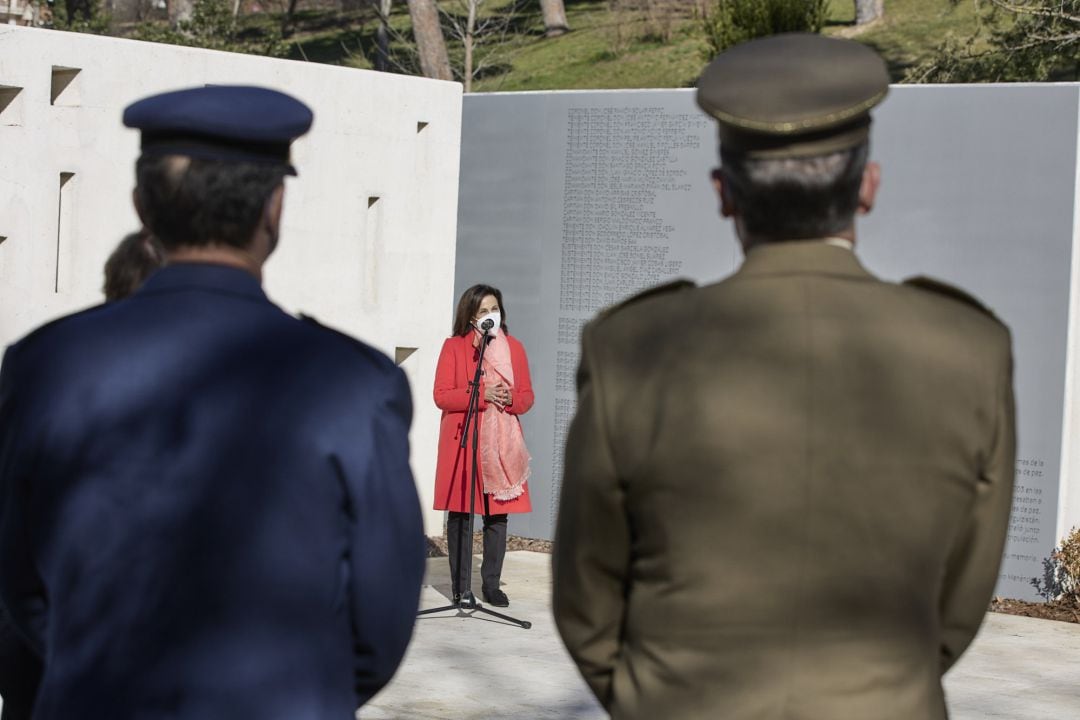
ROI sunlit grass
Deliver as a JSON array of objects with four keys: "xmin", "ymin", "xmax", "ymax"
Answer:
[{"xmin": 278, "ymin": 0, "xmax": 986, "ymax": 91}]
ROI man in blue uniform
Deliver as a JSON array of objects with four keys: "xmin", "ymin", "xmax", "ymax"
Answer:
[{"xmin": 0, "ymin": 86, "xmax": 425, "ymax": 719}]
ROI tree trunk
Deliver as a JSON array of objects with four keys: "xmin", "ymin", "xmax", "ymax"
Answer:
[
  {"xmin": 282, "ymin": 0, "xmax": 301, "ymax": 37},
  {"xmin": 105, "ymin": 0, "xmax": 146, "ymax": 23},
  {"xmin": 375, "ymin": 0, "xmax": 392, "ymax": 72},
  {"xmin": 539, "ymin": 0, "xmax": 569, "ymax": 37},
  {"xmin": 463, "ymin": 0, "xmax": 476, "ymax": 92},
  {"xmin": 168, "ymin": 0, "xmax": 194, "ymax": 26},
  {"xmin": 853, "ymin": 0, "xmax": 883, "ymax": 25},
  {"xmin": 408, "ymin": 0, "xmax": 453, "ymax": 81},
  {"xmin": 65, "ymin": 0, "xmax": 94, "ymax": 21}
]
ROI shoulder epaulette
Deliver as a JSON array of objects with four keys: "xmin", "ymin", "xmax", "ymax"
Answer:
[
  {"xmin": 10, "ymin": 303, "xmax": 108, "ymax": 350},
  {"xmin": 298, "ymin": 312, "xmax": 396, "ymax": 367},
  {"xmin": 298, "ymin": 312, "xmax": 365, "ymax": 348},
  {"xmin": 598, "ymin": 279, "xmax": 696, "ymax": 319},
  {"xmin": 299, "ymin": 312, "xmax": 360, "ymax": 342},
  {"xmin": 903, "ymin": 276, "xmax": 996, "ymax": 319}
]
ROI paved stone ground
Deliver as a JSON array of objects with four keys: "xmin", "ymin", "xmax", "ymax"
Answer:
[
  {"xmin": 361, "ymin": 551, "xmax": 603, "ymax": 720},
  {"xmin": 3, "ymin": 552, "xmax": 1075, "ymax": 718},
  {"xmin": 362, "ymin": 551, "xmax": 1080, "ymax": 720},
  {"xmin": 944, "ymin": 612, "xmax": 1080, "ymax": 718}
]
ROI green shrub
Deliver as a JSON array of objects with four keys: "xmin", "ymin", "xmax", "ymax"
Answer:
[
  {"xmin": 53, "ymin": 0, "xmax": 111, "ymax": 34},
  {"xmin": 907, "ymin": 0, "xmax": 1080, "ymax": 83},
  {"xmin": 702, "ymin": 0, "xmax": 826, "ymax": 57},
  {"xmin": 133, "ymin": 0, "xmax": 289, "ymax": 58}
]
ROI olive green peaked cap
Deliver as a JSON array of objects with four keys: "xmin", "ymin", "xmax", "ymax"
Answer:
[{"xmin": 696, "ymin": 33, "xmax": 889, "ymax": 159}]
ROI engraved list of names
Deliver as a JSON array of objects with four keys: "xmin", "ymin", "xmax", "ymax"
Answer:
[{"xmin": 551, "ymin": 106, "xmax": 709, "ymax": 515}]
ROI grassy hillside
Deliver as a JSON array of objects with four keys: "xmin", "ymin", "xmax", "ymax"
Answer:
[{"xmin": 283, "ymin": 0, "xmax": 985, "ymax": 90}]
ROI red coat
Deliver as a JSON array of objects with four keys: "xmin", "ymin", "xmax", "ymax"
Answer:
[{"xmin": 432, "ymin": 333, "xmax": 534, "ymax": 515}]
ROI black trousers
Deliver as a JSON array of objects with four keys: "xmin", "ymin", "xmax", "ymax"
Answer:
[{"xmin": 447, "ymin": 511, "xmax": 507, "ymax": 596}]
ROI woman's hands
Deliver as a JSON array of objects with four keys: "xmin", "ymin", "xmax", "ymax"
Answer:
[{"xmin": 484, "ymin": 381, "xmax": 512, "ymax": 409}]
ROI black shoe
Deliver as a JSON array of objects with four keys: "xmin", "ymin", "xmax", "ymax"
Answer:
[{"xmin": 482, "ymin": 587, "xmax": 509, "ymax": 607}]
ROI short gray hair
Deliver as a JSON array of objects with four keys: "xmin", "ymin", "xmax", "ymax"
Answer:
[{"xmin": 720, "ymin": 142, "xmax": 869, "ymax": 241}]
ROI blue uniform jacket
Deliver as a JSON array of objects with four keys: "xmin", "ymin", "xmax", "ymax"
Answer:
[{"xmin": 0, "ymin": 263, "xmax": 425, "ymax": 719}]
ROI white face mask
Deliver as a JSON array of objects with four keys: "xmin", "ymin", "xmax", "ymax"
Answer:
[{"xmin": 475, "ymin": 311, "xmax": 501, "ymax": 336}]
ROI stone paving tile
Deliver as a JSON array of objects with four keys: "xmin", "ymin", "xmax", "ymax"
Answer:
[
  {"xmin": 4, "ymin": 552, "xmax": 1075, "ymax": 718},
  {"xmin": 945, "ymin": 612, "xmax": 1080, "ymax": 719},
  {"xmin": 365, "ymin": 552, "xmax": 1080, "ymax": 720},
  {"xmin": 361, "ymin": 552, "xmax": 603, "ymax": 720}
]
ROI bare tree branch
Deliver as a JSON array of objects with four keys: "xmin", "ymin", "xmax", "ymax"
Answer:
[
  {"xmin": 907, "ymin": 0, "xmax": 1080, "ymax": 83},
  {"xmin": 984, "ymin": 0, "xmax": 1080, "ymax": 24}
]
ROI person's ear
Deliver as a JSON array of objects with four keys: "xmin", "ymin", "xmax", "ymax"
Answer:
[
  {"xmin": 711, "ymin": 168, "xmax": 737, "ymax": 218},
  {"xmin": 857, "ymin": 161, "xmax": 881, "ymax": 215},
  {"xmin": 262, "ymin": 184, "xmax": 285, "ymax": 251},
  {"xmin": 267, "ymin": 184, "xmax": 285, "ymax": 231},
  {"xmin": 132, "ymin": 188, "xmax": 147, "ymax": 226}
]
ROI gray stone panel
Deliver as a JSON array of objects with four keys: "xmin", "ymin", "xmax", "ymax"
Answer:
[{"xmin": 456, "ymin": 85, "xmax": 1079, "ymax": 600}]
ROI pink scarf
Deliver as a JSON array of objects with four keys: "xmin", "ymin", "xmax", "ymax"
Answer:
[{"xmin": 479, "ymin": 330, "xmax": 531, "ymax": 501}]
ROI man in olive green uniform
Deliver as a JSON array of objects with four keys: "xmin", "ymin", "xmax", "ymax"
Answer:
[{"xmin": 553, "ymin": 34, "xmax": 1016, "ymax": 720}]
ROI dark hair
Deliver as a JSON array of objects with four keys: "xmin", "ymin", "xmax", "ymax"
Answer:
[
  {"xmin": 134, "ymin": 155, "xmax": 286, "ymax": 250},
  {"xmin": 103, "ymin": 230, "xmax": 166, "ymax": 301},
  {"xmin": 452, "ymin": 284, "xmax": 508, "ymax": 337},
  {"xmin": 720, "ymin": 142, "xmax": 868, "ymax": 241}
]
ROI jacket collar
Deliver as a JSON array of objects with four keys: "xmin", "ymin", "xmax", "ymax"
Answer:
[
  {"xmin": 137, "ymin": 262, "xmax": 268, "ymax": 302},
  {"xmin": 735, "ymin": 240, "xmax": 875, "ymax": 281}
]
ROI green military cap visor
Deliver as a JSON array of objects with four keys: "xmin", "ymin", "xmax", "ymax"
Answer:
[{"xmin": 696, "ymin": 33, "xmax": 890, "ymax": 159}]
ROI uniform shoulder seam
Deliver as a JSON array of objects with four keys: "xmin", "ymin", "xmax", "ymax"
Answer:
[
  {"xmin": 596, "ymin": 279, "xmax": 696, "ymax": 321},
  {"xmin": 9, "ymin": 303, "xmax": 110, "ymax": 350},
  {"xmin": 902, "ymin": 276, "xmax": 1000, "ymax": 322},
  {"xmin": 299, "ymin": 313, "xmax": 395, "ymax": 370}
]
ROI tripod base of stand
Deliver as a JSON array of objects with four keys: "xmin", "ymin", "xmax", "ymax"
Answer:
[{"xmin": 417, "ymin": 590, "xmax": 532, "ymax": 629}]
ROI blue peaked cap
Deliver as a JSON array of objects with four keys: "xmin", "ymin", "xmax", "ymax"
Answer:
[{"xmin": 123, "ymin": 85, "xmax": 314, "ymax": 175}]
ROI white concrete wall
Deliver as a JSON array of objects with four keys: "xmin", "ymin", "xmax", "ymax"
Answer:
[{"xmin": 0, "ymin": 26, "xmax": 461, "ymax": 536}]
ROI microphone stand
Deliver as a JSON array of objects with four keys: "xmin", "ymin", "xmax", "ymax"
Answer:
[{"xmin": 418, "ymin": 327, "xmax": 532, "ymax": 630}]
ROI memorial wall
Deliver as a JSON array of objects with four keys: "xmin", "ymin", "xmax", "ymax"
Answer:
[
  {"xmin": 3, "ymin": 26, "xmax": 1078, "ymax": 599},
  {"xmin": 0, "ymin": 26, "xmax": 463, "ymax": 535},
  {"xmin": 456, "ymin": 85, "xmax": 1080, "ymax": 601}
]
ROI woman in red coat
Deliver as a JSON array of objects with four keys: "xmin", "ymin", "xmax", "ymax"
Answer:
[{"xmin": 433, "ymin": 284, "xmax": 533, "ymax": 607}]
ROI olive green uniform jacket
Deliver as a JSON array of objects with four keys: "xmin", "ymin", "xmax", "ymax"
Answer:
[{"xmin": 553, "ymin": 241, "xmax": 1015, "ymax": 720}]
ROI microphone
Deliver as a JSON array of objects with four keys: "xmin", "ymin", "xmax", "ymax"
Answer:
[{"xmin": 477, "ymin": 312, "xmax": 500, "ymax": 338}]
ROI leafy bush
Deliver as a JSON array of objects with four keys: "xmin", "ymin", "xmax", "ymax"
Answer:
[
  {"xmin": 702, "ymin": 0, "xmax": 827, "ymax": 57},
  {"xmin": 1032, "ymin": 526, "xmax": 1080, "ymax": 606},
  {"xmin": 907, "ymin": 0, "xmax": 1080, "ymax": 83},
  {"xmin": 133, "ymin": 0, "xmax": 289, "ymax": 58},
  {"xmin": 53, "ymin": 0, "xmax": 112, "ymax": 34}
]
